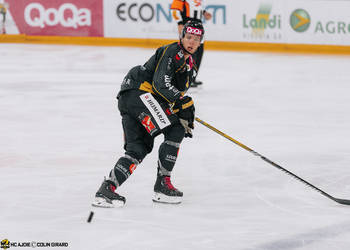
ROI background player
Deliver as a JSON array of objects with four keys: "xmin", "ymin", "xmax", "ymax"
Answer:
[
  {"xmin": 0, "ymin": 1, "xmax": 8, "ymax": 34},
  {"xmin": 92, "ymin": 20, "xmax": 204, "ymax": 208},
  {"xmin": 171, "ymin": 0, "xmax": 212, "ymax": 87}
]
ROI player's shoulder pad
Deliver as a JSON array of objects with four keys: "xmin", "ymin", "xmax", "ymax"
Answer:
[{"xmin": 166, "ymin": 42, "xmax": 186, "ymax": 70}]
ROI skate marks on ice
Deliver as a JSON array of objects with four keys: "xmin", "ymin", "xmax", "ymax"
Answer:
[
  {"xmin": 245, "ymin": 221, "xmax": 350, "ymax": 250},
  {"xmin": 253, "ymin": 168, "xmax": 350, "ymax": 214},
  {"xmin": 250, "ymin": 174, "xmax": 350, "ymax": 249}
]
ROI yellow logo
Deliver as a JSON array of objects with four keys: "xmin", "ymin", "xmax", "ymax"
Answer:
[{"xmin": 1, "ymin": 239, "xmax": 10, "ymax": 250}]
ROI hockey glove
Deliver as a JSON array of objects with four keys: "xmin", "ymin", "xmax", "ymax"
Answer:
[{"xmin": 173, "ymin": 96, "xmax": 195, "ymax": 138}]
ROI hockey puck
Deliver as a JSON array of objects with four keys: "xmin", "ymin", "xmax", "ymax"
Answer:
[{"xmin": 87, "ymin": 211, "xmax": 94, "ymax": 223}]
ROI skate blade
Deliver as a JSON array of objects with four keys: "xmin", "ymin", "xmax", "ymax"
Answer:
[
  {"xmin": 92, "ymin": 197, "xmax": 125, "ymax": 208},
  {"xmin": 152, "ymin": 192, "xmax": 182, "ymax": 204}
]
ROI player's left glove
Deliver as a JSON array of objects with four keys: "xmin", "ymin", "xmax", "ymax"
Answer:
[{"xmin": 173, "ymin": 96, "xmax": 195, "ymax": 138}]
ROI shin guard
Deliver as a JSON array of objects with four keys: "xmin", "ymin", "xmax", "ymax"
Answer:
[
  {"xmin": 109, "ymin": 155, "xmax": 139, "ymax": 187},
  {"xmin": 158, "ymin": 140, "xmax": 180, "ymax": 176}
]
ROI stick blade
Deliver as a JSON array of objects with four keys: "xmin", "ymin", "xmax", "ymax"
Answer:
[{"xmin": 333, "ymin": 198, "xmax": 350, "ymax": 205}]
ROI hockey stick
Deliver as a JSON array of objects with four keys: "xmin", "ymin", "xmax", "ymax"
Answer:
[{"xmin": 195, "ymin": 117, "xmax": 350, "ymax": 205}]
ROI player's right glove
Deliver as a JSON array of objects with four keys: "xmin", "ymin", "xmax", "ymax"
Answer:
[{"xmin": 173, "ymin": 96, "xmax": 195, "ymax": 138}]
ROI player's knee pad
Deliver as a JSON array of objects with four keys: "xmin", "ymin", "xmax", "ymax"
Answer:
[
  {"xmin": 125, "ymin": 143, "xmax": 149, "ymax": 163},
  {"xmin": 163, "ymin": 122, "xmax": 185, "ymax": 144},
  {"xmin": 158, "ymin": 140, "xmax": 180, "ymax": 174},
  {"xmin": 109, "ymin": 155, "xmax": 139, "ymax": 187}
]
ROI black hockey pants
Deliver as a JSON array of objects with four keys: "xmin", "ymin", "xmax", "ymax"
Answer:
[{"xmin": 109, "ymin": 90, "xmax": 186, "ymax": 187}]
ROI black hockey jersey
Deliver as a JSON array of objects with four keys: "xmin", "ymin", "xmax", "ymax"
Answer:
[{"xmin": 118, "ymin": 42, "xmax": 198, "ymax": 104}]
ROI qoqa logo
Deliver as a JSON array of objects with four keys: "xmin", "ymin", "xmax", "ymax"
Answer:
[
  {"xmin": 24, "ymin": 3, "xmax": 91, "ymax": 29},
  {"xmin": 186, "ymin": 27, "xmax": 202, "ymax": 36}
]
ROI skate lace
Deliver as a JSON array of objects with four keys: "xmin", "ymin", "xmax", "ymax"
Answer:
[{"xmin": 164, "ymin": 176, "xmax": 176, "ymax": 190}]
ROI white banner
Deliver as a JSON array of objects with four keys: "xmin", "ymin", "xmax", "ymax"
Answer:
[
  {"xmin": 103, "ymin": 0, "xmax": 350, "ymax": 46},
  {"xmin": 236, "ymin": 0, "xmax": 285, "ymax": 44},
  {"xmin": 285, "ymin": 1, "xmax": 350, "ymax": 45},
  {"xmin": 103, "ymin": 0, "xmax": 232, "ymax": 41},
  {"xmin": 1, "ymin": 0, "xmax": 350, "ymax": 46}
]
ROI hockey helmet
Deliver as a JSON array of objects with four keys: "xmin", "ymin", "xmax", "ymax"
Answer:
[{"xmin": 181, "ymin": 20, "xmax": 205, "ymax": 42}]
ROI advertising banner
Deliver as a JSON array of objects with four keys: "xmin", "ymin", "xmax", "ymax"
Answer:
[
  {"xmin": 103, "ymin": 0, "xmax": 350, "ymax": 46},
  {"xmin": 1, "ymin": 0, "xmax": 350, "ymax": 47},
  {"xmin": 103, "ymin": 0, "xmax": 233, "ymax": 41},
  {"xmin": 3, "ymin": 0, "xmax": 103, "ymax": 36},
  {"xmin": 237, "ymin": 0, "xmax": 286, "ymax": 44},
  {"xmin": 285, "ymin": 1, "xmax": 350, "ymax": 45}
]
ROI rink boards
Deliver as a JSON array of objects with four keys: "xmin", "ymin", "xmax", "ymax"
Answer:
[{"xmin": 1, "ymin": 0, "xmax": 350, "ymax": 54}]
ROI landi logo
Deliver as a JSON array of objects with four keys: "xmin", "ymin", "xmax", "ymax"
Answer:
[
  {"xmin": 243, "ymin": 3, "xmax": 282, "ymax": 40},
  {"xmin": 290, "ymin": 9, "xmax": 311, "ymax": 32},
  {"xmin": 24, "ymin": 2, "xmax": 91, "ymax": 29}
]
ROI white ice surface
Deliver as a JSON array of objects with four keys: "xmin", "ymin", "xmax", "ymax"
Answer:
[{"xmin": 1, "ymin": 43, "xmax": 350, "ymax": 250}]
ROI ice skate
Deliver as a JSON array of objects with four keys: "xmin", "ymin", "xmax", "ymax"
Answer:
[
  {"xmin": 92, "ymin": 179, "xmax": 126, "ymax": 208},
  {"xmin": 153, "ymin": 175, "xmax": 183, "ymax": 204}
]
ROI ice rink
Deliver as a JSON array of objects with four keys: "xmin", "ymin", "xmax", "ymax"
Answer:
[{"xmin": 1, "ymin": 43, "xmax": 350, "ymax": 250}]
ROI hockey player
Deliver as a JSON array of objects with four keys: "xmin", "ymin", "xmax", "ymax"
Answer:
[
  {"xmin": 92, "ymin": 20, "xmax": 204, "ymax": 208},
  {"xmin": 0, "ymin": 1, "xmax": 8, "ymax": 34},
  {"xmin": 171, "ymin": 0, "xmax": 212, "ymax": 87}
]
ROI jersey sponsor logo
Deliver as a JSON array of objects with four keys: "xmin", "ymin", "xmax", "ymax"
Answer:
[
  {"xmin": 164, "ymin": 75, "xmax": 172, "ymax": 84},
  {"xmin": 165, "ymin": 108, "xmax": 173, "ymax": 116},
  {"xmin": 177, "ymin": 50, "xmax": 184, "ymax": 59},
  {"xmin": 186, "ymin": 26, "xmax": 203, "ymax": 36},
  {"xmin": 164, "ymin": 75, "xmax": 180, "ymax": 95},
  {"xmin": 140, "ymin": 93, "xmax": 171, "ymax": 129},
  {"xmin": 164, "ymin": 81, "xmax": 180, "ymax": 96},
  {"xmin": 122, "ymin": 77, "xmax": 131, "ymax": 86},
  {"xmin": 141, "ymin": 115, "xmax": 156, "ymax": 134},
  {"xmin": 129, "ymin": 163, "xmax": 137, "ymax": 174},
  {"xmin": 176, "ymin": 50, "xmax": 184, "ymax": 61},
  {"xmin": 24, "ymin": 3, "xmax": 91, "ymax": 29},
  {"xmin": 165, "ymin": 154, "xmax": 177, "ymax": 162},
  {"xmin": 115, "ymin": 163, "xmax": 131, "ymax": 178},
  {"xmin": 167, "ymin": 58, "xmax": 172, "ymax": 70}
]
